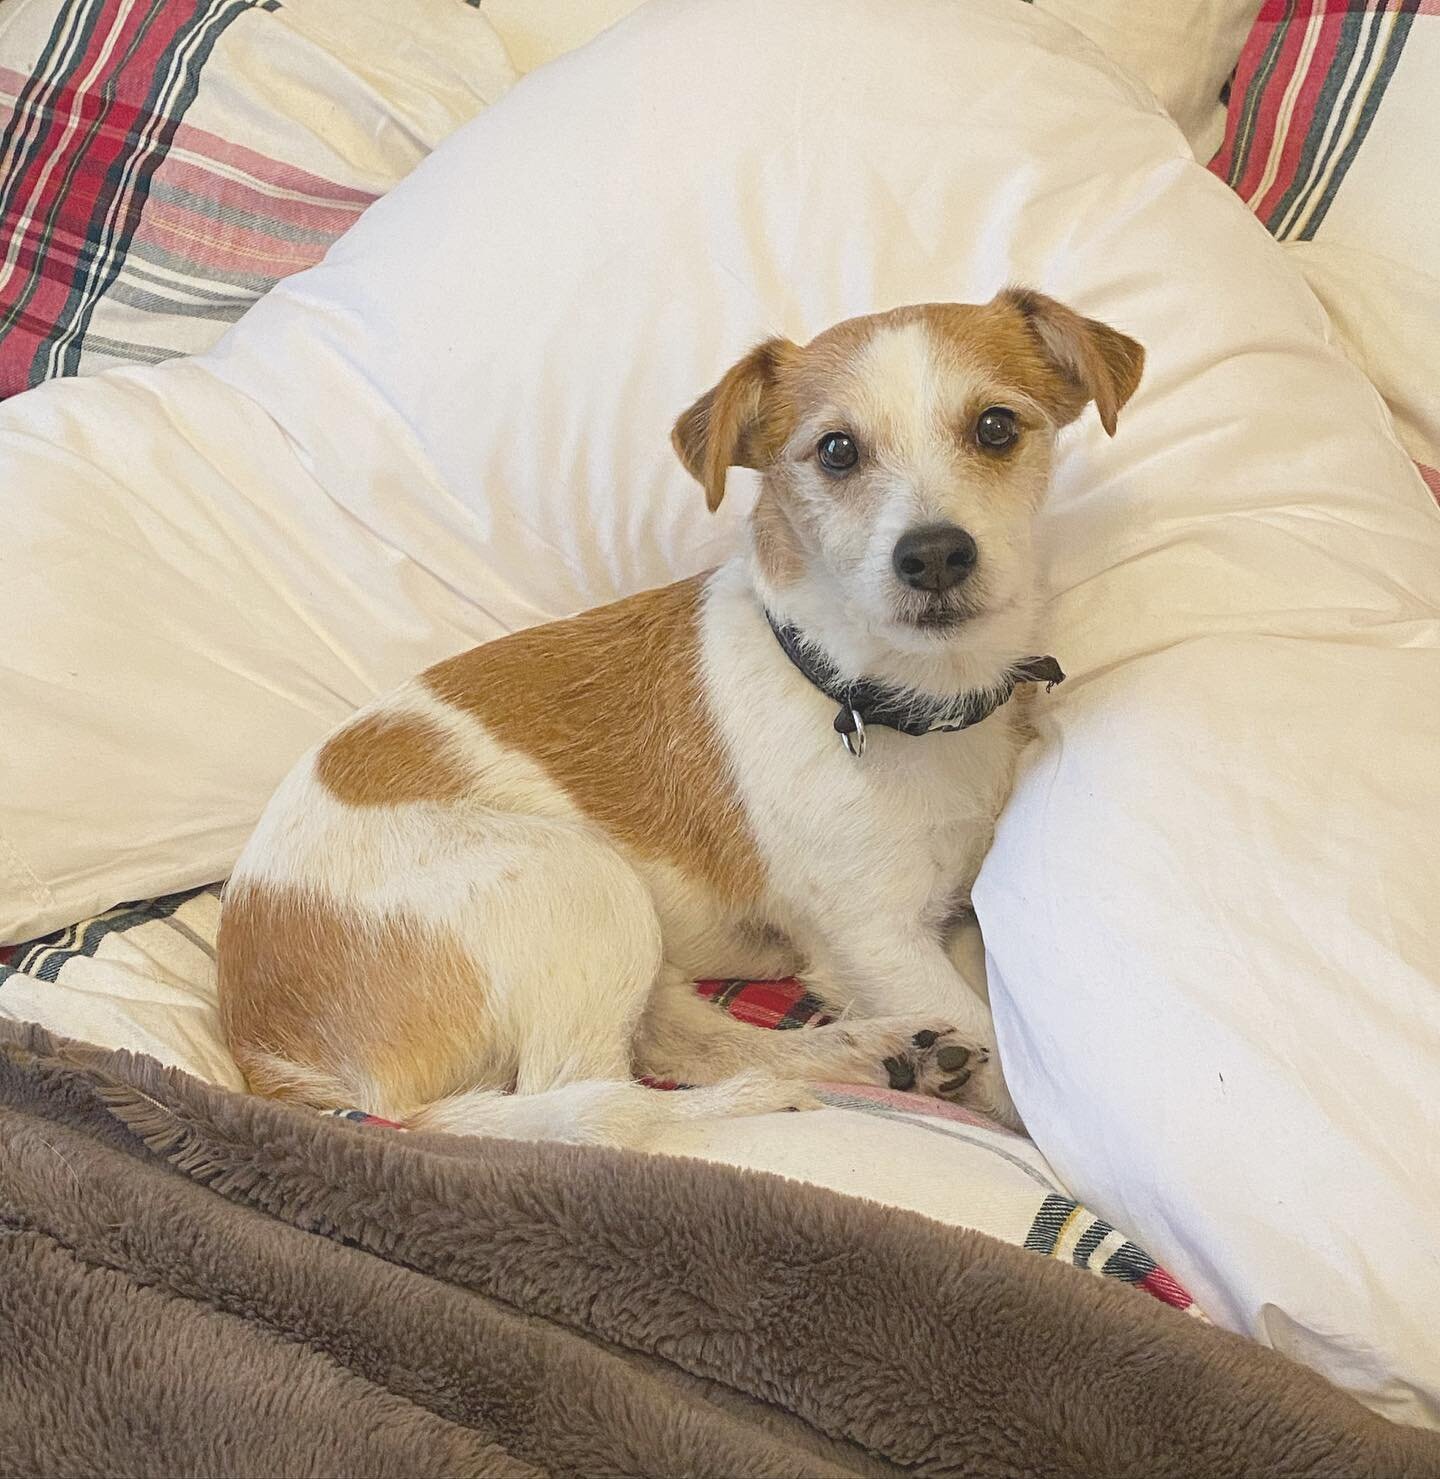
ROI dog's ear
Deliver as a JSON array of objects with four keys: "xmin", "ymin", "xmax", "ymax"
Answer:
[
  {"xmin": 672, "ymin": 338, "xmax": 798, "ymax": 512},
  {"xmin": 997, "ymin": 287, "xmax": 1145, "ymax": 436}
]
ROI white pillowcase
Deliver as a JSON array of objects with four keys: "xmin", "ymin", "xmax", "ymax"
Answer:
[
  {"xmin": 483, "ymin": 0, "xmax": 1257, "ymax": 156},
  {"xmin": 480, "ymin": 0, "xmax": 644, "ymax": 75},
  {"xmin": 2, "ymin": 0, "xmax": 1438, "ymax": 1424},
  {"xmin": 1034, "ymin": 0, "xmax": 1258, "ymax": 157},
  {"xmin": 1287, "ymin": 240, "xmax": 1440, "ymax": 475}
]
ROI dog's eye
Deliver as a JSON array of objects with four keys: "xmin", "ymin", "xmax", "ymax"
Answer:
[
  {"xmin": 816, "ymin": 431, "xmax": 859, "ymax": 473},
  {"xmin": 975, "ymin": 407, "xmax": 1019, "ymax": 450}
]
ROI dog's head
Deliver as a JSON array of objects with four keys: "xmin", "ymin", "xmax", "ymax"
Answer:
[{"xmin": 673, "ymin": 289, "xmax": 1143, "ymax": 660}]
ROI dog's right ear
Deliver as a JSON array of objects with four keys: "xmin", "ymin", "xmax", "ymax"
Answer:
[{"xmin": 672, "ymin": 338, "xmax": 798, "ymax": 512}]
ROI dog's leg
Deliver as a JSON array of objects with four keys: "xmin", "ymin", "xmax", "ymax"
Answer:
[
  {"xmin": 634, "ymin": 969, "xmax": 976, "ymax": 1098},
  {"xmin": 939, "ymin": 915, "xmax": 1022, "ymax": 1129},
  {"xmin": 226, "ymin": 816, "xmax": 817, "ymax": 1148},
  {"xmin": 409, "ymin": 821, "xmax": 825, "ymax": 1143},
  {"xmin": 943, "ymin": 908, "xmax": 991, "ymax": 1006},
  {"xmin": 797, "ymin": 931, "xmax": 1021, "ymax": 1129}
]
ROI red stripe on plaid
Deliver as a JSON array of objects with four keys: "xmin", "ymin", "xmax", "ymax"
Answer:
[
  {"xmin": 142, "ymin": 152, "xmax": 371, "ymax": 231},
  {"xmin": 1230, "ymin": 1, "xmax": 1324, "ymax": 203},
  {"xmin": 1249, "ymin": 7, "xmax": 1349, "ymax": 227},
  {"xmin": 124, "ymin": 115, "xmax": 379, "ymax": 280},
  {"xmin": 157, "ymin": 112, "xmax": 381, "ymax": 205},
  {"xmin": 1211, "ymin": 0, "xmax": 1312, "ymax": 189},
  {"xmin": 1140, "ymin": 1266, "xmax": 1195, "ymax": 1311},
  {"xmin": 134, "ymin": 184, "xmax": 366, "ymax": 279},
  {"xmin": 0, "ymin": 0, "xmax": 207, "ymax": 380},
  {"xmin": 694, "ymin": 977, "xmax": 831, "ymax": 1029},
  {"xmin": 1213, "ymin": 1, "xmax": 1421, "ymax": 240},
  {"xmin": 1416, "ymin": 463, "xmax": 1440, "ymax": 503}
]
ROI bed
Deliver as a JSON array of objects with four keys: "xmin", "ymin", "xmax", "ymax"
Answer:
[{"xmin": 3, "ymin": 0, "xmax": 1439, "ymax": 1468}]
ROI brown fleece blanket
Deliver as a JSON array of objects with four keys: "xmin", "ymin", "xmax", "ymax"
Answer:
[{"xmin": 1, "ymin": 1020, "xmax": 1436, "ymax": 1479}]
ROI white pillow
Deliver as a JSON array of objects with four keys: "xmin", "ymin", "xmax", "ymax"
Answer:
[
  {"xmin": 2, "ymin": 0, "xmax": 1437, "ymax": 1424},
  {"xmin": 480, "ymin": 0, "xmax": 645, "ymax": 74},
  {"xmin": 1034, "ymin": 0, "xmax": 1259, "ymax": 157},
  {"xmin": 1286, "ymin": 240, "xmax": 1440, "ymax": 476},
  {"xmin": 482, "ymin": 0, "xmax": 1256, "ymax": 157}
]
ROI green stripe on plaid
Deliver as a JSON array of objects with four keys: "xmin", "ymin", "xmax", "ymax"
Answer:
[
  {"xmin": 46, "ymin": 0, "xmax": 273, "ymax": 381},
  {"xmin": 1213, "ymin": 1, "xmax": 1421, "ymax": 241},
  {"xmin": 1022, "ymin": 1194, "xmax": 1197, "ymax": 1312},
  {"xmin": 1222, "ymin": 3, "xmax": 1293, "ymax": 186},
  {"xmin": 1292, "ymin": 3, "xmax": 1417, "ymax": 238},
  {"xmin": 12, "ymin": 883, "xmax": 218, "ymax": 981}
]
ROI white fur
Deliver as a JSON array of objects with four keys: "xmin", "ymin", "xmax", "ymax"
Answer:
[{"xmin": 697, "ymin": 561, "xmax": 1024, "ymax": 1122}]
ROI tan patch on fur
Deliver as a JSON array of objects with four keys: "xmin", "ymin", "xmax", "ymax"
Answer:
[
  {"xmin": 219, "ymin": 883, "xmax": 491, "ymax": 1113},
  {"xmin": 749, "ymin": 486, "xmax": 806, "ymax": 586},
  {"xmin": 424, "ymin": 576, "xmax": 765, "ymax": 905},
  {"xmin": 316, "ymin": 711, "xmax": 472, "ymax": 808}
]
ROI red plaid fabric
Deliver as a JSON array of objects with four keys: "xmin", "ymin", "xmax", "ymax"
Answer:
[
  {"xmin": 1211, "ymin": 1, "xmax": 1440, "ymax": 506},
  {"xmin": 0, "ymin": 0, "xmax": 504, "ymax": 397},
  {"xmin": 639, "ymin": 979, "xmax": 829, "ymax": 1090},
  {"xmin": 0, "ymin": 0, "xmax": 283, "ymax": 395},
  {"xmin": 692, "ymin": 977, "xmax": 831, "ymax": 1030},
  {"xmin": 1210, "ymin": 0, "xmax": 1427, "ymax": 240}
]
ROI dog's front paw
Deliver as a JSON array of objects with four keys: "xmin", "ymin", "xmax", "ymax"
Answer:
[
  {"xmin": 882, "ymin": 1026, "xmax": 1025, "ymax": 1132},
  {"xmin": 858, "ymin": 1020, "xmax": 983, "ymax": 1097},
  {"xmin": 891, "ymin": 1027, "xmax": 986, "ymax": 1099},
  {"xmin": 950, "ymin": 1049, "xmax": 1025, "ymax": 1133}
]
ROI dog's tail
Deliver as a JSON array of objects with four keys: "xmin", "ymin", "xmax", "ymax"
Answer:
[
  {"xmin": 239, "ymin": 1044, "xmax": 816, "ymax": 1148},
  {"xmin": 407, "ymin": 1070, "xmax": 817, "ymax": 1147}
]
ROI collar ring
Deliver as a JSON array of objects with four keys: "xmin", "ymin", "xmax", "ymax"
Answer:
[{"xmin": 839, "ymin": 708, "xmax": 866, "ymax": 759}]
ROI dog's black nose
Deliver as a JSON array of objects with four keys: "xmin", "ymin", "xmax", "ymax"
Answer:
[{"xmin": 892, "ymin": 523, "xmax": 977, "ymax": 593}]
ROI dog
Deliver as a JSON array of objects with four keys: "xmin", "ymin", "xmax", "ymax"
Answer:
[{"xmin": 217, "ymin": 288, "xmax": 1142, "ymax": 1145}]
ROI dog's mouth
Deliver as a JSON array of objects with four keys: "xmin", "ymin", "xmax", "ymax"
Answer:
[
  {"xmin": 910, "ymin": 605, "xmax": 968, "ymax": 631},
  {"xmin": 897, "ymin": 595, "xmax": 977, "ymax": 633}
]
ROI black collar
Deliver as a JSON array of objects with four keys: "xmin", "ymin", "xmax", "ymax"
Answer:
[{"xmin": 765, "ymin": 611, "xmax": 1064, "ymax": 756}]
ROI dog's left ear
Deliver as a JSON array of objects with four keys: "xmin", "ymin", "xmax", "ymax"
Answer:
[
  {"xmin": 997, "ymin": 287, "xmax": 1145, "ymax": 436},
  {"xmin": 672, "ymin": 338, "xmax": 798, "ymax": 512}
]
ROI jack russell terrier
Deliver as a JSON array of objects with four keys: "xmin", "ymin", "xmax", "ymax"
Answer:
[{"xmin": 218, "ymin": 288, "xmax": 1143, "ymax": 1145}]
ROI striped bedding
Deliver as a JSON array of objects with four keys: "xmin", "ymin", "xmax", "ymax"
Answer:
[
  {"xmin": 0, "ymin": 0, "xmax": 512, "ymax": 395},
  {"xmin": 1210, "ymin": 0, "xmax": 1440, "ymax": 497},
  {"xmin": 0, "ymin": 884, "xmax": 1204, "ymax": 1317}
]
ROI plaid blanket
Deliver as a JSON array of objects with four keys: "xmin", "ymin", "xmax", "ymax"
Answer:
[
  {"xmin": 0, "ymin": 0, "xmax": 510, "ymax": 395},
  {"xmin": 1210, "ymin": 0, "xmax": 1440, "ymax": 507}
]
